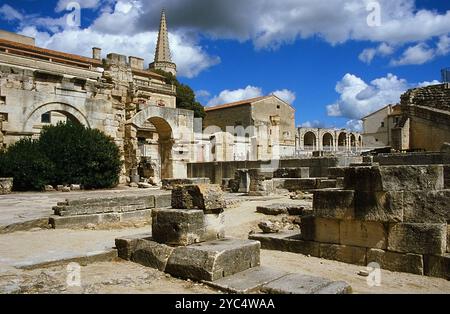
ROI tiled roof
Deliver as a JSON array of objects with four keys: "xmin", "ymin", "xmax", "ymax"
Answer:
[{"xmin": 204, "ymin": 96, "xmax": 270, "ymax": 112}]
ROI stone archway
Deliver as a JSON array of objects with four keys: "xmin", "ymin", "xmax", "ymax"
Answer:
[
  {"xmin": 23, "ymin": 102, "xmax": 90, "ymax": 132},
  {"xmin": 322, "ymin": 133, "xmax": 334, "ymax": 151},
  {"xmin": 338, "ymin": 132, "xmax": 347, "ymax": 151},
  {"xmin": 304, "ymin": 132, "xmax": 317, "ymax": 151}
]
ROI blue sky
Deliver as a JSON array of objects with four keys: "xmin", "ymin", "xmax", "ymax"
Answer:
[{"xmin": 1, "ymin": 0, "xmax": 449, "ymax": 131}]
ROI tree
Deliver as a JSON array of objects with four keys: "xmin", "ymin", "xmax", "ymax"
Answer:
[{"xmin": 153, "ymin": 69, "xmax": 206, "ymax": 119}]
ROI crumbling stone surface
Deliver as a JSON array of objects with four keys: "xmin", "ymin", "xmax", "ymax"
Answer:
[
  {"xmin": 344, "ymin": 165, "xmax": 444, "ymax": 192},
  {"xmin": 313, "ymin": 190, "xmax": 355, "ymax": 220},
  {"xmin": 130, "ymin": 239, "xmax": 174, "ymax": 271},
  {"xmin": 273, "ymin": 168, "xmax": 309, "ymax": 179},
  {"xmin": 367, "ymin": 249, "xmax": 424, "ymax": 275},
  {"xmin": 171, "ymin": 184, "xmax": 225, "ymax": 214},
  {"xmin": 388, "ymin": 223, "xmax": 447, "ymax": 255},
  {"xmin": 353, "ymin": 191, "xmax": 404, "ymax": 222},
  {"xmin": 258, "ymin": 221, "xmax": 281, "ymax": 234},
  {"xmin": 256, "ymin": 204, "xmax": 311, "ymax": 216},
  {"xmin": 165, "ymin": 238, "xmax": 261, "ymax": 282},
  {"xmin": 260, "ymin": 273, "xmax": 351, "ymax": 294},
  {"xmin": 402, "ymin": 190, "xmax": 450, "ymax": 223},
  {"xmin": 151, "ymin": 209, "xmax": 205, "ymax": 246},
  {"xmin": 162, "ymin": 178, "xmax": 210, "ymax": 190},
  {"xmin": 0, "ymin": 178, "xmax": 13, "ymax": 195}
]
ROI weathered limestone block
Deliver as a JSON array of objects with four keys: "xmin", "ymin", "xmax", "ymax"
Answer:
[
  {"xmin": 327, "ymin": 167, "xmax": 345, "ymax": 179},
  {"xmin": 204, "ymin": 213, "xmax": 225, "ymax": 241},
  {"xmin": 313, "ymin": 190, "xmax": 355, "ymax": 220},
  {"xmin": 301, "ymin": 216, "xmax": 340, "ymax": 244},
  {"xmin": 424, "ymin": 254, "xmax": 450, "ymax": 280},
  {"xmin": 354, "ymin": 191, "xmax": 404, "ymax": 222},
  {"xmin": 249, "ymin": 232, "xmax": 320, "ymax": 257},
  {"xmin": 260, "ymin": 274, "xmax": 351, "ymax": 294},
  {"xmin": 0, "ymin": 178, "xmax": 13, "ymax": 195},
  {"xmin": 316, "ymin": 179, "xmax": 337, "ymax": 189},
  {"xmin": 165, "ymin": 239, "xmax": 261, "ymax": 282},
  {"xmin": 154, "ymin": 193, "xmax": 172, "ymax": 208},
  {"xmin": 115, "ymin": 233, "xmax": 153, "ymax": 260},
  {"xmin": 340, "ymin": 220, "xmax": 387, "ymax": 249},
  {"xmin": 367, "ymin": 249, "xmax": 424, "ymax": 275},
  {"xmin": 273, "ymin": 167, "xmax": 309, "ymax": 179},
  {"xmin": 319, "ymin": 243, "xmax": 367, "ymax": 266},
  {"xmin": 249, "ymin": 179, "xmax": 274, "ymax": 197},
  {"xmin": 257, "ymin": 204, "xmax": 311, "ymax": 216},
  {"xmin": 344, "ymin": 165, "xmax": 444, "ymax": 192},
  {"xmin": 258, "ymin": 221, "xmax": 281, "ymax": 234},
  {"xmin": 151, "ymin": 209, "xmax": 205, "ymax": 246},
  {"xmin": 402, "ymin": 190, "xmax": 450, "ymax": 223},
  {"xmin": 130, "ymin": 239, "xmax": 175, "ymax": 271},
  {"xmin": 281, "ymin": 178, "xmax": 317, "ymax": 192},
  {"xmin": 171, "ymin": 184, "xmax": 225, "ymax": 214},
  {"xmin": 388, "ymin": 223, "xmax": 447, "ymax": 255},
  {"xmin": 162, "ymin": 178, "xmax": 210, "ymax": 190}
]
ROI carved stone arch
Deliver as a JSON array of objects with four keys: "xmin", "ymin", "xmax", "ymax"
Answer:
[{"xmin": 23, "ymin": 102, "xmax": 90, "ymax": 132}]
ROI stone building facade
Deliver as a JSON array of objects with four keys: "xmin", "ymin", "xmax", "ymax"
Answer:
[
  {"xmin": 200, "ymin": 95, "xmax": 296, "ymax": 162},
  {"xmin": 362, "ymin": 83, "xmax": 450, "ymax": 152},
  {"xmin": 0, "ymin": 15, "xmax": 193, "ymax": 184},
  {"xmin": 296, "ymin": 127, "xmax": 362, "ymax": 156}
]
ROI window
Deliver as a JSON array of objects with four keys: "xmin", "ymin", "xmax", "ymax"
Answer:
[
  {"xmin": 0, "ymin": 112, "xmax": 8, "ymax": 122},
  {"xmin": 381, "ymin": 122, "xmax": 385, "ymax": 127},
  {"xmin": 277, "ymin": 105, "xmax": 281, "ymax": 109},
  {"xmin": 41, "ymin": 112, "xmax": 51, "ymax": 123}
]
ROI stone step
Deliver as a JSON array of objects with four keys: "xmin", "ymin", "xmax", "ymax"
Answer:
[
  {"xmin": 202, "ymin": 266, "xmax": 289, "ymax": 293},
  {"xmin": 260, "ymin": 273, "xmax": 351, "ymax": 294}
]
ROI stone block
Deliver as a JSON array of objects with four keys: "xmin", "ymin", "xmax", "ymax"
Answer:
[
  {"xmin": 115, "ymin": 233, "xmax": 153, "ymax": 260},
  {"xmin": 165, "ymin": 239, "xmax": 261, "ymax": 282},
  {"xmin": 282, "ymin": 178, "xmax": 317, "ymax": 191},
  {"xmin": 340, "ymin": 220, "xmax": 387, "ymax": 249},
  {"xmin": 444, "ymin": 165, "xmax": 450, "ymax": 189},
  {"xmin": 402, "ymin": 190, "xmax": 450, "ymax": 223},
  {"xmin": 319, "ymin": 244, "xmax": 367, "ymax": 266},
  {"xmin": 327, "ymin": 167, "xmax": 345, "ymax": 179},
  {"xmin": 120, "ymin": 209, "xmax": 152, "ymax": 223},
  {"xmin": 162, "ymin": 178, "xmax": 210, "ymax": 190},
  {"xmin": 256, "ymin": 203, "xmax": 309, "ymax": 216},
  {"xmin": 204, "ymin": 266, "xmax": 289, "ymax": 294},
  {"xmin": 151, "ymin": 209, "xmax": 205, "ymax": 246},
  {"xmin": 344, "ymin": 165, "xmax": 444, "ymax": 192},
  {"xmin": 273, "ymin": 167, "xmax": 309, "ymax": 179},
  {"xmin": 171, "ymin": 184, "xmax": 225, "ymax": 213},
  {"xmin": 49, "ymin": 214, "xmax": 101, "ymax": 229},
  {"xmin": 260, "ymin": 274, "xmax": 351, "ymax": 294},
  {"xmin": 336, "ymin": 177, "xmax": 344, "ymax": 189},
  {"xmin": 249, "ymin": 179, "xmax": 274, "ymax": 196},
  {"xmin": 0, "ymin": 178, "xmax": 13, "ymax": 195},
  {"xmin": 367, "ymin": 249, "xmax": 423, "ymax": 275},
  {"xmin": 236, "ymin": 169, "xmax": 250, "ymax": 193},
  {"xmin": 130, "ymin": 238, "xmax": 174, "ymax": 271},
  {"xmin": 424, "ymin": 254, "xmax": 450, "ymax": 280},
  {"xmin": 204, "ymin": 213, "xmax": 225, "ymax": 241},
  {"xmin": 249, "ymin": 232, "xmax": 320, "ymax": 257},
  {"xmin": 316, "ymin": 179, "xmax": 337, "ymax": 189},
  {"xmin": 154, "ymin": 193, "xmax": 171, "ymax": 208},
  {"xmin": 354, "ymin": 191, "xmax": 404, "ymax": 222},
  {"xmin": 388, "ymin": 223, "xmax": 447, "ymax": 255},
  {"xmin": 313, "ymin": 190, "xmax": 355, "ymax": 220},
  {"xmin": 301, "ymin": 216, "xmax": 340, "ymax": 244}
]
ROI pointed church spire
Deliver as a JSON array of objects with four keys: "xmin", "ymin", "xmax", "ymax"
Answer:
[{"xmin": 150, "ymin": 9, "xmax": 177, "ymax": 76}]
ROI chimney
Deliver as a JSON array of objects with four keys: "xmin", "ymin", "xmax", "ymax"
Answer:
[{"xmin": 92, "ymin": 47, "xmax": 102, "ymax": 60}]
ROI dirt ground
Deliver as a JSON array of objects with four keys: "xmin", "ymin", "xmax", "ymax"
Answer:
[{"xmin": 0, "ymin": 192, "xmax": 449, "ymax": 294}]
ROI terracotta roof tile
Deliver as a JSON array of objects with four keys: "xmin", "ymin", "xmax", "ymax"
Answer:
[{"xmin": 205, "ymin": 96, "xmax": 270, "ymax": 112}]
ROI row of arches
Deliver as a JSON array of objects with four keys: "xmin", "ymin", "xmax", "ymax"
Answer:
[{"xmin": 299, "ymin": 128, "xmax": 362, "ymax": 153}]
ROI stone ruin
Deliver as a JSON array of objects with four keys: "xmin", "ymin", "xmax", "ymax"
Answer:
[
  {"xmin": 115, "ymin": 183, "xmax": 352, "ymax": 294},
  {"xmin": 251, "ymin": 164, "xmax": 450, "ymax": 280},
  {"xmin": 0, "ymin": 177, "xmax": 13, "ymax": 195}
]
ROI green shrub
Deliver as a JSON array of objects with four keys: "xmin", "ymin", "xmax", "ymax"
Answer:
[
  {"xmin": 0, "ymin": 138, "xmax": 54, "ymax": 191},
  {"xmin": 39, "ymin": 122, "xmax": 122, "ymax": 189}
]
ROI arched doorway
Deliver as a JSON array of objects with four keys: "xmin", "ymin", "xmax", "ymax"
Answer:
[
  {"xmin": 323, "ymin": 133, "xmax": 334, "ymax": 151},
  {"xmin": 304, "ymin": 132, "xmax": 317, "ymax": 151},
  {"xmin": 136, "ymin": 117, "xmax": 174, "ymax": 183},
  {"xmin": 338, "ymin": 133, "xmax": 347, "ymax": 151},
  {"xmin": 350, "ymin": 134, "xmax": 357, "ymax": 151}
]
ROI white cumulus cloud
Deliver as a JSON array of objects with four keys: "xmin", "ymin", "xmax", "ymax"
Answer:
[{"xmin": 207, "ymin": 86, "xmax": 263, "ymax": 107}]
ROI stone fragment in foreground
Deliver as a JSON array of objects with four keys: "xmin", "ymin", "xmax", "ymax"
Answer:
[
  {"xmin": 171, "ymin": 184, "xmax": 225, "ymax": 213},
  {"xmin": 165, "ymin": 238, "xmax": 261, "ymax": 282}
]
